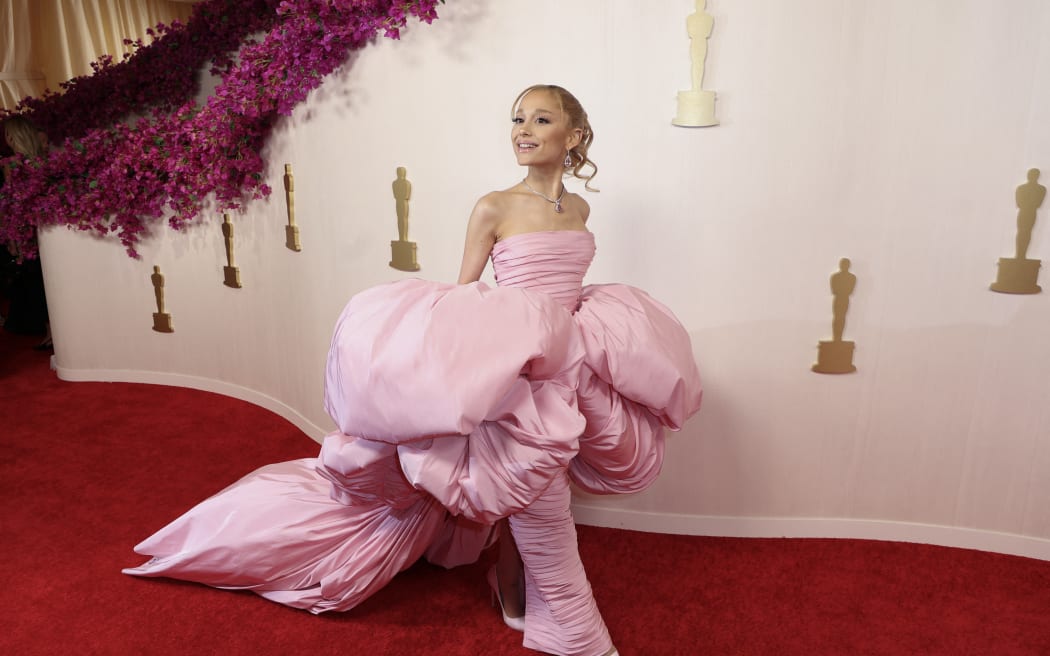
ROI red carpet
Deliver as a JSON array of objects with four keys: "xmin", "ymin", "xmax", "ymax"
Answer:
[{"xmin": 3, "ymin": 329, "xmax": 1050, "ymax": 655}]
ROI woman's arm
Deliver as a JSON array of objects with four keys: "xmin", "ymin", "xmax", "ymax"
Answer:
[{"xmin": 457, "ymin": 193, "xmax": 500, "ymax": 284}]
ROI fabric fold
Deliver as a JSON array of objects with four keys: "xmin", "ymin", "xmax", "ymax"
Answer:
[{"xmin": 124, "ymin": 229, "xmax": 702, "ymax": 653}]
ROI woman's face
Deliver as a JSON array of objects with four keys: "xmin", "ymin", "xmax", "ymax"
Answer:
[{"xmin": 511, "ymin": 89, "xmax": 579, "ymax": 168}]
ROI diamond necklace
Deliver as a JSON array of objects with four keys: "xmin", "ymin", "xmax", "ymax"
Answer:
[{"xmin": 522, "ymin": 178, "xmax": 565, "ymax": 213}]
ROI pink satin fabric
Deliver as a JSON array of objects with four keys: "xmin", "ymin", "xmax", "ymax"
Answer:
[
  {"xmin": 124, "ymin": 230, "xmax": 702, "ymax": 656},
  {"xmin": 492, "ymin": 230, "xmax": 591, "ymax": 311}
]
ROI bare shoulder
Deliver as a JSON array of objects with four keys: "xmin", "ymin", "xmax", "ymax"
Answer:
[
  {"xmin": 469, "ymin": 191, "xmax": 505, "ymax": 222},
  {"xmin": 568, "ymin": 192, "xmax": 591, "ymax": 223},
  {"xmin": 465, "ymin": 191, "xmax": 508, "ymax": 239},
  {"xmin": 475, "ymin": 190, "xmax": 519, "ymax": 217}
]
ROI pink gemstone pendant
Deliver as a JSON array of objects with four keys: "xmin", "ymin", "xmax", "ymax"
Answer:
[{"xmin": 555, "ymin": 200, "xmax": 563, "ymax": 213}]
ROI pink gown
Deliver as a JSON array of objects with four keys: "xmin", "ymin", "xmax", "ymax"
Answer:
[{"xmin": 124, "ymin": 230, "xmax": 702, "ymax": 656}]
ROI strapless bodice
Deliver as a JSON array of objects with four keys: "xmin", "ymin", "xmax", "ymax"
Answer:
[{"xmin": 491, "ymin": 230, "xmax": 595, "ymax": 311}]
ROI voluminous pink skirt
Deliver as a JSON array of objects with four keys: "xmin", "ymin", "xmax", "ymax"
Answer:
[{"xmin": 125, "ymin": 280, "xmax": 702, "ymax": 655}]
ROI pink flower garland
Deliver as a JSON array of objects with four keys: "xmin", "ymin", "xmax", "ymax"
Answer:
[{"xmin": 0, "ymin": 0, "xmax": 441, "ymax": 258}]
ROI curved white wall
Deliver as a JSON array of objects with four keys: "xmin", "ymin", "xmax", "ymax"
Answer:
[{"xmin": 40, "ymin": 0, "xmax": 1050, "ymax": 560}]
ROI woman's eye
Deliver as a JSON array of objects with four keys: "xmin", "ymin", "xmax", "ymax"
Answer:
[
  {"xmin": 512, "ymin": 117, "xmax": 523, "ymax": 124},
  {"xmin": 537, "ymin": 118, "xmax": 550, "ymax": 124}
]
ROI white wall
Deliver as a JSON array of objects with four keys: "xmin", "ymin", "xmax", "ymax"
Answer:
[{"xmin": 40, "ymin": 0, "xmax": 1050, "ymax": 560}]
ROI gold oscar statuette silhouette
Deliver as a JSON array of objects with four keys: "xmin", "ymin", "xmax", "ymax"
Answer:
[
  {"xmin": 389, "ymin": 166, "xmax": 420, "ymax": 271},
  {"xmin": 284, "ymin": 163, "xmax": 302, "ymax": 252},
  {"xmin": 151, "ymin": 265, "xmax": 174, "ymax": 333},
  {"xmin": 673, "ymin": 0, "xmax": 719, "ymax": 128},
  {"xmin": 990, "ymin": 168, "xmax": 1046, "ymax": 294},
  {"xmin": 812, "ymin": 258, "xmax": 857, "ymax": 374},
  {"xmin": 221, "ymin": 213, "xmax": 242, "ymax": 288}
]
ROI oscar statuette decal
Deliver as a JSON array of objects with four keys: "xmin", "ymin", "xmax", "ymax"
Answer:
[
  {"xmin": 389, "ymin": 166, "xmax": 421, "ymax": 271},
  {"xmin": 221, "ymin": 213, "xmax": 242, "ymax": 288},
  {"xmin": 284, "ymin": 163, "xmax": 302, "ymax": 252},
  {"xmin": 990, "ymin": 168, "xmax": 1046, "ymax": 294},
  {"xmin": 673, "ymin": 0, "xmax": 720, "ymax": 128},
  {"xmin": 151, "ymin": 265, "xmax": 174, "ymax": 333},
  {"xmin": 812, "ymin": 258, "xmax": 857, "ymax": 374}
]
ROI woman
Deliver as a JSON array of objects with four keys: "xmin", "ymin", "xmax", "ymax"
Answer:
[{"xmin": 125, "ymin": 85, "xmax": 702, "ymax": 656}]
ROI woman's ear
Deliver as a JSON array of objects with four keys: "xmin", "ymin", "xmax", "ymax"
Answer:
[{"xmin": 568, "ymin": 128, "xmax": 583, "ymax": 150}]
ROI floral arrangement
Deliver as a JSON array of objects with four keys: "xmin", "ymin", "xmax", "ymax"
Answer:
[{"xmin": 0, "ymin": 0, "xmax": 441, "ymax": 258}]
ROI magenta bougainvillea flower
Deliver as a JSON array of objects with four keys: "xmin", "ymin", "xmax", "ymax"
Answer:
[{"xmin": 0, "ymin": 0, "xmax": 442, "ymax": 258}]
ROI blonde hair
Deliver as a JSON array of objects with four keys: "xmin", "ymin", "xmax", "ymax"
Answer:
[
  {"xmin": 3, "ymin": 116, "xmax": 46, "ymax": 157},
  {"xmin": 512, "ymin": 84, "xmax": 599, "ymax": 191}
]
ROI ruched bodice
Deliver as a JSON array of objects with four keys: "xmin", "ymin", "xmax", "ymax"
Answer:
[{"xmin": 492, "ymin": 230, "xmax": 594, "ymax": 311}]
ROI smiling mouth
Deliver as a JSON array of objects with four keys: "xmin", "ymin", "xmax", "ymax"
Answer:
[{"xmin": 516, "ymin": 142, "xmax": 538, "ymax": 152}]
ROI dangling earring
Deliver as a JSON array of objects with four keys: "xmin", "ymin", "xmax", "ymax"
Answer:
[{"xmin": 564, "ymin": 151, "xmax": 573, "ymax": 168}]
